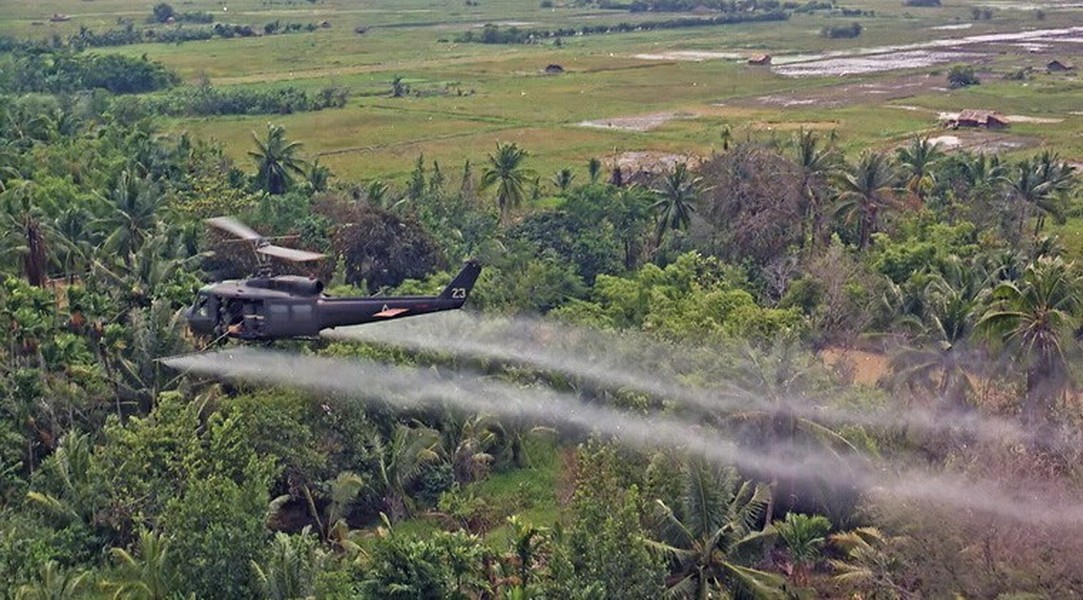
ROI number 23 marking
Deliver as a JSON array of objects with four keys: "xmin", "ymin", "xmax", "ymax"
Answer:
[{"xmin": 451, "ymin": 288, "xmax": 467, "ymax": 299}]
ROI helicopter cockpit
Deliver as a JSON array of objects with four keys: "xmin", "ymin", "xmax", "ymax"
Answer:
[{"xmin": 185, "ymin": 290, "xmax": 217, "ymax": 337}]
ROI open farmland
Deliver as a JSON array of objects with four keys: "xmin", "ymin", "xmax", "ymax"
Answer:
[{"xmin": 6, "ymin": 0, "xmax": 1081, "ymax": 182}]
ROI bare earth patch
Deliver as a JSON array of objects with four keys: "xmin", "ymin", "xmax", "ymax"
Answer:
[
  {"xmin": 937, "ymin": 112, "xmax": 1065, "ymax": 124},
  {"xmin": 576, "ymin": 111, "xmax": 693, "ymax": 131},
  {"xmin": 927, "ymin": 130, "xmax": 1040, "ymax": 152},
  {"xmin": 607, "ymin": 151, "xmax": 702, "ymax": 175},
  {"xmin": 632, "ymin": 50, "xmax": 744, "ymax": 61}
]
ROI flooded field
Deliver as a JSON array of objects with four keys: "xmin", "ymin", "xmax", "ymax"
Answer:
[
  {"xmin": 771, "ymin": 25, "xmax": 1083, "ymax": 77},
  {"xmin": 727, "ymin": 73, "xmax": 946, "ymax": 109},
  {"xmin": 773, "ymin": 49, "xmax": 984, "ymax": 77}
]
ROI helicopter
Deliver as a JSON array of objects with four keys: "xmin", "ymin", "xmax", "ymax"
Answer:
[{"xmin": 184, "ymin": 217, "xmax": 482, "ymax": 342}]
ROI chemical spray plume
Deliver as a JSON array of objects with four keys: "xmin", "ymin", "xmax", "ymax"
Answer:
[
  {"xmin": 324, "ymin": 313, "xmax": 1032, "ymax": 447},
  {"xmin": 164, "ymin": 347, "xmax": 1083, "ymax": 525}
]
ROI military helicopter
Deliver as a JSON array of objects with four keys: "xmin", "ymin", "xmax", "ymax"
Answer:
[{"xmin": 184, "ymin": 217, "xmax": 481, "ymax": 342}]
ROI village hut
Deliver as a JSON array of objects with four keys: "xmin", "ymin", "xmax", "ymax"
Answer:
[
  {"xmin": 946, "ymin": 109, "xmax": 1009, "ymax": 129},
  {"xmin": 747, "ymin": 54, "xmax": 772, "ymax": 66},
  {"xmin": 1047, "ymin": 59, "xmax": 1074, "ymax": 73}
]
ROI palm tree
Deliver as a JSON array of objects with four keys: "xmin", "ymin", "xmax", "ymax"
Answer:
[
  {"xmin": 979, "ymin": 256, "xmax": 1081, "ymax": 427},
  {"xmin": 249, "ymin": 124, "xmax": 307, "ymax": 195},
  {"xmin": 15, "ymin": 561, "xmax": 90, "ymax": 600},
  {"xmin": 251, "ymin": 528, "xmax": 322, "ymax": 600},
  {"xmin": 646, "ymin": 459, "xmax": 785, "ymax": 600},
  {"xmin": 721, "ymin": 342, "xmax": 860, "ymax": 524},
  {"xmin": 587, "ymin": 157, "xmax": 602, "ymax": 184},
  {"xmin": 793, "ymin": 130, "xmax": 839, "ymax": 250},
  {"xmin": 302, "ymin": 471, "xmax": 364, "ymax": 544},
  {"xmin": 1, "ymin": 178, "xmax": 49, "ymax": 286},
  {"xmin": 895, "ymin": 137, "xmax": 944, "ymax": 203},
  {"xmin": 650, "ymin": 162, "xmax": 701, "ymax": 246},
  {"xmin": 305, "ymin": 157, "xmax": 332, "ymax": 193},
  {"xmin": 828, "ymin": 527, "xmax": 910, "ymax": 598},
  {"xmin": 888, "ymin": 260, "xmax": 986, "ymax": 411},
  {"xmin": 775, "ymin": 512, "xmax": 831, "ymax": 583},
  {"xmin": 834, "ymin": 151, "xmax": 900, "ymax": 249},
  {"xmin": 96, "ymin": 170, "xmax": 164, "ymax": 265},
  {"xmin": 552, "ymin": 167, "xmax": 575, "ymax": 194},
  {"xmin": 106, "ymin": 529, "xmax": 177, "ymax": 600},
  {"xmin": 441, "ymin": 413, "xmax": 500, "ymax": 484},
  {"xmin": 479, "ymin": 142, "xmax": 534, "ymax": 222},
  {"xmin": 375, "ymin": 424, "xmax": 441, "ymax": 522}
]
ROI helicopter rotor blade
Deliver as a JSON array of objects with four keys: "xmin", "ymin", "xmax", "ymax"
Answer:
[
  {"xmin": 258, "ymin": 244, "xmax": 326, "ymax": 263},
  {"xmin": 206, "ymin": 216, "xmax": 263, "ymax": 241}
]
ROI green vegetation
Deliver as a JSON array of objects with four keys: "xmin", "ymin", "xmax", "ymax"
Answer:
[{"xmin": 2, "ymin": 0, "xmax": 1083, "ymax": 597}]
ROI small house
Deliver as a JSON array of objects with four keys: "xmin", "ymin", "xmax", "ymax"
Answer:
[
  {"xmin": 1047, "ymin": 59, "xmax": 1074, "ymax": 73},
  {"xmin": 747, "ymin": 54, "xmax": 772, "ymax": 66},
  {"xmin": 947, "ymin": 109, "xmax": 1009, "ymax": 129},
  {"xmin": 544, "ymin": 64, "xmax": 565, "ymax": 74}
]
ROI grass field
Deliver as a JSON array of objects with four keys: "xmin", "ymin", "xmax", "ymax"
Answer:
[{"xmin": 5, "ymin": 0, "xmax": 1082, "ymax": 184}]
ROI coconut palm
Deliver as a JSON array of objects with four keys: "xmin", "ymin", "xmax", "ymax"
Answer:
[
  {"xmin": 106, "ymin": 529, "xmax": 177, "ymax": 600},
  {"xmin": 1, "ymin": 178, "xmax": 49, "ymax": 286},
  {"xmin": 96, "ymin": 170, "xmax": 164, "ymax": 265},
  {"xmin": 793, "ymin": 130, "xmax": 840, "ymax": 250},
  {"xmin": 721, "ymin": 342, "xmax": 860, "ymax": 524},
  {"xmin": 587, "ymin": 157, "xmax": 602, "ymax": 184},
  {"xmin": 480, "ymin": 142, "xmax": 534, "ymax": 222},
  {"xmin": 15, "ymin": 561, "xmax": 90, "ymax": 600},
  {"xmin": 650, "ymin": 162, "xmax": 701, "ymax": 246},
  {"xmin": 834, "ymin": 151, "xmax": 900, "ymax": 249},
  {"xmin": 979, "ymin": 256, "xmax": 1081, "ymax": 426},
  {"xmin": 251, "ymin": 527, "xmax": 322, "ymax": 600},
  {"xmin": 895, "ymin": 137, "xmax": 944, "ymax": 202},
  {"xmin": 775, "ymin": 512, "xmax": 831, "ymax": 568},
  {"xmin": 441, "ymin": 413, "xmax": 500, "ymax": 484},
  {"xmin": 552, "ymin": 167, "xmax": 575, "ymax": 193},
  {"xmin": 888, "ymin": 260, "xmax": 987, "ymax": 411},
  {"xmin": 828, "ymin": 527, "xmax": 910, "ymax": 598},
  {"xmin": 375, "ymin": 423, "xmax": 441, "ymax": 522},
  {"xmin": 646, "ymin": 459, "xmax": 785, "ymax": 600},
  {"xmin": 249, "ymin": 124, "xmax": 307, "ymax": 195},
  {"xmin": 1002, "ymin": 153, "xmax": 1075, "ymax": 239}
]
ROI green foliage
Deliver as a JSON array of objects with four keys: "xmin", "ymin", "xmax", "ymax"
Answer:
[
  {"xmin": 774, "ymin": 513, "xmax": 832, "ymax": 564},
  {"xmin": 162, "ymin": 461, "xmax": 271, "ymax": 599},
  {"xmin": 361, "ymin": 521, "xmax": 489, "ymax": 599},
  {"xmin": 251, "ymin": 527, "xmax": 323, "ymax": 600},
  {"xmin": 558, "ymin": 252, "xmax": 803, "ymax": 339},
  {"xmin": 947, "ymin": 65, "xmax": 981, "ymax": 88},
  {"xmin": 547, "ymin": 445, "xmax": 665, "ymax": 599}
]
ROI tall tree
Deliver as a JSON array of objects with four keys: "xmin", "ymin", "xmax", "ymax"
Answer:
[
  {"xmin": 249, "ymin": 124, "xmax": 307, "ymax": 195},
  {"xmin": 97, "ymin": 170, "xmax": 163, "ymax": 266},
  {"xmin": 793, "ymin": 130, "xmax": 839, "ymax": 251},
  {"xmin": 480, "ymin": 142, "xmax": 534, "ymax": 222},
  {"xmin": 979, "ymin": 256, "xmax": 1081, "ymax": 427},
  {"xmin": 895, "ymin": 137, "xmax": 944, "ymax": 203},
  {"xmin": 650, "ymin": 162, "xmax": 701, "ymax": 246},
  {"xmin": 834, "ymin": 151, "xmax": 900, "ymax": 249}
]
